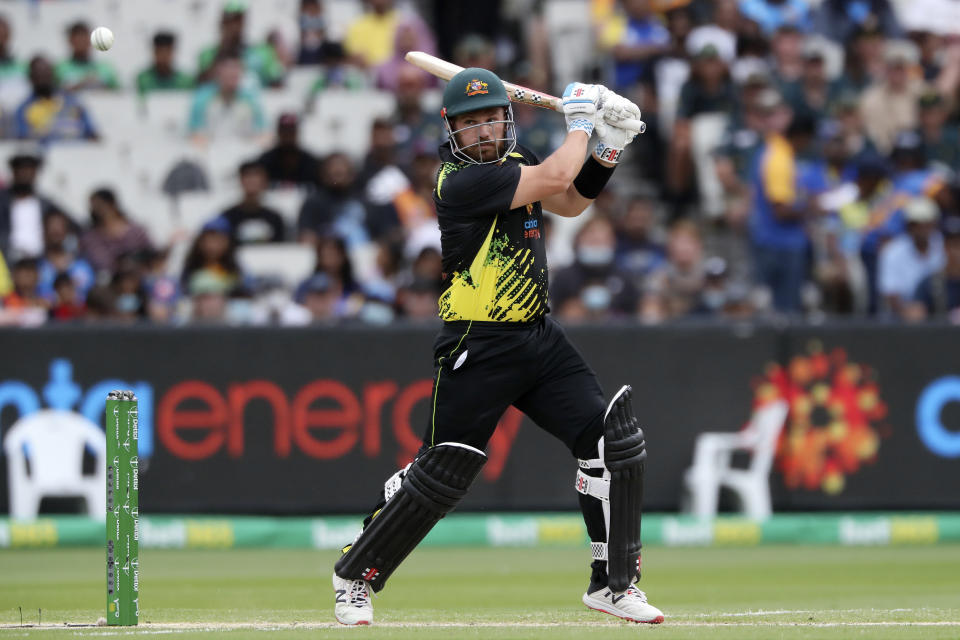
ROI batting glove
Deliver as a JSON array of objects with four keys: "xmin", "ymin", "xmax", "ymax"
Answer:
[
  {"xmin": 594, "ymin": 93, "xmax": 641, "ymax": 163},
  {"xmin": 562, "ymin": 82, "xmax": 602, "ymax": 136}
]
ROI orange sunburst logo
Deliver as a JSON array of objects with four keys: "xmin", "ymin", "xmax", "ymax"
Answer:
[{"xmin": 753, "ymin": 341, "xmax": 888, "ymax": 495}]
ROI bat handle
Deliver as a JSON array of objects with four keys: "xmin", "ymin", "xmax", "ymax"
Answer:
[{"xmin": 616, "ymin": 117, "xmax": 647, "ymax": 135}]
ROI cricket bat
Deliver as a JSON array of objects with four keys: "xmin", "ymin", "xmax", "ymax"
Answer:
[{"xmin": 404, "ymin": 51, "xmax": 646, "ymax": 134}]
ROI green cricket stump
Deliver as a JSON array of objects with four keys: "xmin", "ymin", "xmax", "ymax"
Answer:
[{"xmin": 106, "ymin": 390, "xmax": 139, "ymax": 626}]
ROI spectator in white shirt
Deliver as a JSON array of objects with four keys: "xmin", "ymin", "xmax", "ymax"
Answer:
[
  {"xmin": 878, "ymin": 197, "xmax": 945, "ymax": 318},
  {"xmin": 0, "ymin": 151, "xmax": 75, "ymax": 259}
]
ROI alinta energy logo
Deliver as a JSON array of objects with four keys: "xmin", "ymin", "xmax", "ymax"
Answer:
[{"xmin": 752, "ymin": 342, "xmax": 888, "ymax": 495}]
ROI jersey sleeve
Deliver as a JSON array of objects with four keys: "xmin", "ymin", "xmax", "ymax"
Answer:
[{"xmin": 436, "ymin": 161, "xmax": 521, "ymax": 218}]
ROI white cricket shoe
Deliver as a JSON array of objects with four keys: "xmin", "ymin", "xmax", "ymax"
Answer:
[
  {"xmin": 583, "ymin": 583, "xmax": 664, "ymax": 624},
  {"xmin": 332, "ymin": 573, "xmax": 373, "ymax": 625}
]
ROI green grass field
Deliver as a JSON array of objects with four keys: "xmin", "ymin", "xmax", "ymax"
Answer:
[{"xmin": 2, "ymin": 545, "xmax": 959, "ymax": 639}]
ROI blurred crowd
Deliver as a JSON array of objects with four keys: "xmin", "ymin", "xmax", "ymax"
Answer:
[{"xmin": 2, "ymin": 0, "xmax": 960, "ymax": 327}]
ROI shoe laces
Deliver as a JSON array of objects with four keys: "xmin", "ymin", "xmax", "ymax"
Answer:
[
  {"xmin": 348, "ymin": 580, "xmax": 372, "ymax": 607},
  {"xmin": 623, "ymin": 584, "xmax": 648, "ymax": 603}
]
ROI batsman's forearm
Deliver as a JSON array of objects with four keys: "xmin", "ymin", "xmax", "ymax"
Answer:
[{"xmin": 541, "ymin": 130, "xmax": 591, "ymax": 186}]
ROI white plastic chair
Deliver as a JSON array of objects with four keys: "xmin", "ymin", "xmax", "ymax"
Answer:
[
  {"xmin": 682, "ymin": 400, "xmax": 789, "ymax": 520},
  {"xmin": 263, "ymin": 188, "xmax": 307, "ymax": 225},
  {"xmin": 3, "ymin": 409, "xmax": 107, "ymax": 521},
  {"xmin": 236, "ymin": 243, "xmax": 317, "ymax": 288},
  {"xmin": 301, "ymin": 90, "xmax": 396, "ymax": 159}
]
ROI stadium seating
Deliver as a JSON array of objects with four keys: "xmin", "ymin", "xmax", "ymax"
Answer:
[{"xmin": 237, "ymin": 242, "xmax": 316, "ymax": 288}]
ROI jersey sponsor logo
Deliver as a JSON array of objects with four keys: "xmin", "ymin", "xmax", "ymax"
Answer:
[
  {"xmin": 466, "ymin": 79, "xmax": 489, "ymax": 96},
  {"xmin": 523, "ymin": 218, "xmax": 540, "ymax": 240}
]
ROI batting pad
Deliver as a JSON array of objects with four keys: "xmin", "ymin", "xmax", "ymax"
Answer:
[
  {"xmin": 334, "ymin": 442, "xmax": 487, "ymax": 591},
  {"xmin": 603, "ymin": 386, "xmax": 647, "ymax": 592}
]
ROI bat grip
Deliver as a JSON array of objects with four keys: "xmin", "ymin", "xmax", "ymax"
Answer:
[{"xmin": 615, "ymin": 118, "xmax": 647, "ymax": 135}]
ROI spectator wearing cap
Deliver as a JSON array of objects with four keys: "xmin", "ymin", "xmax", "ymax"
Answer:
[
  {"xmin": 217, "ymin": 161, "xmax": 287, "ymax": 244},
  {"xmin": 298, "ymin": 153, "xmax": 369, "ymax": 248},
  {"xmin": 297, "ymin": 272, "xmax": 344, "ymax": 323},
  {"xmin": 551, "ymin": 216, "xmax": 639, "ymax": 322},
  {"xmin": 181, "ymin": 217, "xmax": 244, "ymax": 295},
  {"xmin": 0, "ymin": 151, "xmax": 74, "ymax": 258},
  {"xmin": 55, "ymin": 21, "xmax": 120, "ymax": 91},
  {"xmin": 837, "ymin": 24, "xmax": 886, "ymax": 94},
  {"xmin": 782, "ymin": 38, "xmax": 843, "ymax": 121},
  {"xmin": 188, "ymin": 54, "xmax": 267, "ymax": 145},
  {"xmin": 136, "ymin": 32, "xmax": 194, "ymax": 96},
  {"xmin": 916, "ymin": 90, "xmax": 960, "ymax": 174},
  {"xmin": 915, "ymin": 217, "xmax": 960, "ymax": 321},
  {"xmin": 610, "ymin": 0, "xmax": 671, "ymax": 90},
  {"xmin": 691, "ymin": 256, "xmax": 733, "ymax": 315},
  {"xmin": 860, "ymin": 39, "xmax": 927, "ymax": 155},
  {"xmin": 197, "ymin": 1, "xmax": 284, "ymax": 88},
  {"xmin": 79, "ymin": 188, "xmax": 153, "ymax": 276},
  {"xmin": 738, "ymin": 0, "xmax": 811, "ymax": 36},
  {"xmin": 812, "ymin": 0, "xmax": 902, "ymax": 44},
  {"xmin": 878, "ymin": 196, "xmax": 945, "ymax": 317},
  {"xmin": 344, "ymin": 0, "xmax": 398, "ymax": 68},
  {"xmin": 258, "ymin": 113, "xmax": 320, "ymax": 189},
  {"xmin": 747, "ymin": 88, "xmax": 810, "ymax": 313},
  {"xmin": 667, "ymin": 39, "xmax": 738, "ymax": 214},
  {"xmin": 13, "ymin": 56, "xmax": 98, "ymax": 143}
]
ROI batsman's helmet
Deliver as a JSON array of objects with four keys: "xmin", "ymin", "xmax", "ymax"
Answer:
[{"xmin": 441, "ymin": 67, "xmax": 516, "ymax": 164}]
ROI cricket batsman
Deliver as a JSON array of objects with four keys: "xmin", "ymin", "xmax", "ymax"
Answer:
[{"xmin": 332, "ymin": 67, "xmax": 663, "ymax": 626}]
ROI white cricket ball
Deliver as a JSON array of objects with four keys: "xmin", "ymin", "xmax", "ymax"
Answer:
[
  {"xmin": 96, "ymin": 617, "xmax": 107, "ymax": 626},
  {"xmin": 91, "ymin": 27, "xmax": 114, "ymax": 52}
]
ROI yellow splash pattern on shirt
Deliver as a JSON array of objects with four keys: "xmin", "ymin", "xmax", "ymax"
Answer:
[{"xmin": 438, "ymin": 215, "xmax": 546, "ymax": 322}]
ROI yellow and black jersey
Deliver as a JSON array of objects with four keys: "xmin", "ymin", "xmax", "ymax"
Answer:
[{"xmin": 433, "ymin": 143, "xmax": 548, "ymax": 323}]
